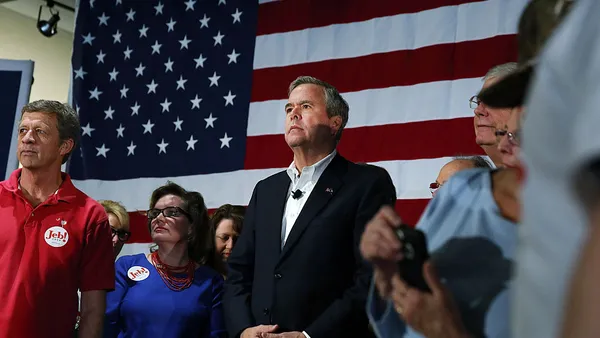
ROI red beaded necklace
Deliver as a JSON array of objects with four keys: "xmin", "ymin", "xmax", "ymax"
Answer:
[{"xmin": 150, "ymin": 251, "xmax": 195, "ymax": 291}]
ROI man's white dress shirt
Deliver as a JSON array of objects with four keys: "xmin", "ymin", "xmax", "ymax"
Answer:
[
  {"xmin": 281, "ymin": 150, "xmax": 337, "ymax": 249},
  {"xmin": 280, "ymin": 150, "xmax": 336, "ymax": 338}
]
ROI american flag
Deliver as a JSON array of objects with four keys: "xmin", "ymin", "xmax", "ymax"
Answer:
[{"xmin": 69, "ymin": 0, "xmax": 527, "ymax": 256}]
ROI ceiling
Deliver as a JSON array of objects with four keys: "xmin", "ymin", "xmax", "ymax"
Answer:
[{"xmin": 1, "ymin": 0, "xmax": 76, "ymax": 33}]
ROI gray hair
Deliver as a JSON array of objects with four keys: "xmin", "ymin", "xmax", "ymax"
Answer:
[
  {"xmin": 21, "ymin": 100, "xmax": 80, "ymax": 164},
  {"xmin": 288, "ymin": 76, "xmax": 349, "ymax": 141},
  {"xmin": 483, "ymin": 62, "xmax": 518, "ymax": 82},
  {"xmin": 453, "ymin": 155, "xmax": 492, "ymax": 169}
]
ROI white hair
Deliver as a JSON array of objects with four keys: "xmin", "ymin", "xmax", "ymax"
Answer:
[{"xmin": 483, "ymin": 62, "xmax": 518, "ymax": 82}]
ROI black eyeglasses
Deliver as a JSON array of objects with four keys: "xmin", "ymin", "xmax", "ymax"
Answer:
[
  {"xmin": 429, "ymin": 182, "xmax": 441, "ymax": 195},
  {"xmin": 111, "ymin": 228, "xmax": 131, "ymax": 242},
  {"xmin": 469, "ymin": 95, "xmax": 481, "ymax": 109},
  {"xmin": 495, "ymin": 129, "xmax": 521, "ymax": 146},
  {"xmin": 146, "ymin": 206, "xmax": 191, "ymax": 220}
]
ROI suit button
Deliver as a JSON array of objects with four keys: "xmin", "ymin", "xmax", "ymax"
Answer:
[
  {"xmin": 263, "ymin": 308, "xmax": 269, "ymax": 315},
  {"xmin": 274, "ymin": 273, "xmax": 282, "ymax": 279}
]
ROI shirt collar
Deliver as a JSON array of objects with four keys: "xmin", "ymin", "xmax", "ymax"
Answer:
[
  {"xmin": 3, "ymin": 168, "xmax": 78, "ymax": 203},
  {"xmin": 286, "ymin": 149, "xmax": 337, "ymax": 185}
]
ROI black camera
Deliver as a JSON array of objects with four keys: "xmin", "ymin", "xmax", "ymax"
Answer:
[{"xmin": 395, "ymin": 224, "xmax": 431, "ymax": 292}]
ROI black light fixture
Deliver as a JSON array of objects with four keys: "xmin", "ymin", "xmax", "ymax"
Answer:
[
  {"xmin": 36, "ymin": 0, "xmax": 75, "ymax": 37},
  {"xmin": 37, "ymin": 1, "xmax": 60, "ymax": 37}
]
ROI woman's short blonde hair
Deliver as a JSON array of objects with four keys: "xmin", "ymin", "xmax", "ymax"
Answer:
[{"xmin": 99, "ymin": 200, "xmax": 130, "ymax": 230}]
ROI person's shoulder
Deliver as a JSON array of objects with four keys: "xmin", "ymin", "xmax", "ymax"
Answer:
[
  {"xmin": 67, "ymin": 182, "xmax": 98, "ymax": 205},
  {"xmin": 254, "ymin": 170, "xmax": 289, "ymax": 189},
  {"xmin": 416, "ymin": 168, "xmax": 492, "ymax": 233},
  {"xmin": 0, "ymin": 178, "xmax": 12, "ymax": 192},
  {"xmin": 349, "ymin": 161, "xmax": 381, "ymax": 174},
  {"xmin": 116, "ymin": 253, "xmax": 146, "ymax": 264},
  {"xmin": 0, "ymin": 179, "xmax": 14, "ymax": 200},
  {"xmin": 79, "ymin": 197, "xmax": 109, "ymax": 228},
  {"xmin": 0, "ymin": 169, "xmax": 21, "ymax": 196},
  {"xmin": 423, "ymin": 168, "xmax": 491, "ymax": 213},
  {"xmin": 115, "ymin": 253, "xmax": 147, "ymax": 270},
  {"xmin": 441, "ymin": 167, "xmax": 491, "ymax": 196},
  {"xmin": 347, "ymin": 160, "xmax": 391, "ymax": 182},
  {"xmin": 64, "ymin": 179, "xmax": 108, "ymax": 222},
  {"xmin": 262, "ymin": 169, "xmax": 288, "ymax": 181},
  {"xmin": 196, "ymin": 264, "xmax": 225, "ymax": 283},
  {"xmin": 81, "ymin": 195, "xmax": 106, "ymax": 218}
]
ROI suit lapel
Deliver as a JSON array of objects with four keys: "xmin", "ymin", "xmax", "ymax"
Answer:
[
  {"xmin": 266, "ymin": 173, "xmax": 291, "ymax": 254},
  {"xmin": 279, "ymin": 154, "xmax": 347, "ymax": 261}
]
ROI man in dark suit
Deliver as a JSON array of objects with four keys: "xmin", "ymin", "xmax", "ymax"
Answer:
[{"xmin": 223, "ymin": 76, "xmax": 397, "ymax": 338}]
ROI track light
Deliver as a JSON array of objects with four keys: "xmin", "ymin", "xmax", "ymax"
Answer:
[{"xmin": 37, "ymin": 1, "xmax": 61, "ymax": 38}]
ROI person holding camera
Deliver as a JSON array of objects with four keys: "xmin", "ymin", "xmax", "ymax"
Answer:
[{"xmin": 360, "ymin": 107, "xmax": 524, "ymax": 338}]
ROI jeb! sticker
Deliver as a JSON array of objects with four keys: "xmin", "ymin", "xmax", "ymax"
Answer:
[
  {"xmin": 44, "ymin": 226, "xmax": 69, "ymax": 247},
  {"xmin": 128, "ymin": 266, "xmax": 150, "ymax": 281}
]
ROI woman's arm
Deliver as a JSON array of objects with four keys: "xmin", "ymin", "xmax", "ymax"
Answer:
[
  {"xmin": 103, "ymin": 258, "xmax": 130, "ymax": 338},
  {"xmin": 210, "ymin": 275, "xmax": 228, "ymax": 338}
]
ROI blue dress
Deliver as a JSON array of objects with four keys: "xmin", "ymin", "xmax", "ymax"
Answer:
[{"xmin": 104, "ymin": 253, "xmax": 227, "ymax": 338}]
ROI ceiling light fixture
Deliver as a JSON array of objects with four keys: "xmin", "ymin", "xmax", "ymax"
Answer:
[{"xmin": 36, "ymin": 0, "xmax": 75, "ymax": 38}]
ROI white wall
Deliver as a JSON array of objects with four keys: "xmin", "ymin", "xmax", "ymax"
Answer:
[{"xmin": 0, "ymin": 5, "xmax": 74, "ymax": 102}]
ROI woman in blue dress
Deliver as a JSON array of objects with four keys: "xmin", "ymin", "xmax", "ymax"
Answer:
[{"xmin": 104, "ymin": 182, "xmax": 227, "ymax": 338}]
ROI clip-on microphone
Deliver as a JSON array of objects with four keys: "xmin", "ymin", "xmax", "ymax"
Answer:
[{"xmin": 292, "ymin": 189, "xmax": 303, "ymax": 199}]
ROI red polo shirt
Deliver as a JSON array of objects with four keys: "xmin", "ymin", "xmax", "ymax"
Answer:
[{"xmin": 0, "ymin": 169, "xmax": 115, "ymax": 338}]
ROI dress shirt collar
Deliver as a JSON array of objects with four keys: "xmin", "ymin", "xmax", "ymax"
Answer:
[{"xmin": 286, "ymin": 149, "xmax": 337, "ymax": 186}]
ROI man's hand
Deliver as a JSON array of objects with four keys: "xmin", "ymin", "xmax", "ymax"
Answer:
[
  {"xmin": 360, "ymin": 205, "xmax": 403, "ymax": 298},
  {"xmin": 260, "ymin": 331, "xmax": 304, "ymax": 338},
  {"xmin": 391, "ymin": 262, "xmax": 470, "ymax": 338},
  {"xmin": 241, "ymin": 325, "xmax": 279, "ymax": 338}
]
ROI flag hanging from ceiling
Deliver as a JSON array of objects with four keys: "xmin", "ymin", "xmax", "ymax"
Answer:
[{"xmin": 69, "ymin": 0, "xmax": 526, "ymax": 256}]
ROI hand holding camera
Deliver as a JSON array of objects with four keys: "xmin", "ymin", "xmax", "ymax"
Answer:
[
  {"xmin": 395, "ymin": 225, "xmax": 431, "ymax": 292},
  {"xmin": 360, "ymin": 205, "xmax": 430, "ymax": 293},
  {"xmin": 361, "ymin": 206, "xmax": 470, "ymax": 338},
  {"xmin": 359, "ymin": 206, "xmax": 404, "ymax": 298}
]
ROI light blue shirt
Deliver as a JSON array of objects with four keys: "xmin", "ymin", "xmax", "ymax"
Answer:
[{"xmin": 368, "ymin": 168, "xmax": 516, "ymax": 338}]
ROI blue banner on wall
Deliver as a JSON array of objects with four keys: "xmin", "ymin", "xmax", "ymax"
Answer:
[{"xmin": 0, "ymin": 59, "xmax": 34, "ymax": 180}]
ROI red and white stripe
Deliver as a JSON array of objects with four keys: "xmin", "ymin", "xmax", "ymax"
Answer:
[{"xmin": 72, "ymin": 0, "xmax": 527, "ymax": 257}]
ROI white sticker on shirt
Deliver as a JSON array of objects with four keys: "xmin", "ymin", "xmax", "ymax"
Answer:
[
  {"xmin": 127, "ymin": 266, "xmax": 150, "ymax": 281},
  {"xmin": 44, "ymin": 226, "xmax": 69, "ymax": 247}
]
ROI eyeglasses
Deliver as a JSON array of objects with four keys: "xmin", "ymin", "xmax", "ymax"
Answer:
[
  {"xmin": 146, "ymin": 206, "xmax": 191, "ymax": 220},
  {"xmin": 495, "ymin": 129, "xmax": 521, "ymax": 146},
  {"xmin": 111, "ymin": 228, "xmax": 131, "ymax": 242},
  {"xmin": 469, "ymin": 96, "xmax": 481, "ymax": 109},
  {"xmin": 429, "ymin": 182, "xmax": 441, "ymax": 195}
]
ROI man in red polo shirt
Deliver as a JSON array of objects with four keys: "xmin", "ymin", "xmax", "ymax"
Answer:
[{"xmin": 0, "ymin": 100, "xmax": 115, "ymax": 338}]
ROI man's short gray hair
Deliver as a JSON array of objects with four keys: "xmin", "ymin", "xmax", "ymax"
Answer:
[
  {"xmin": 21, "ymin": 100, "xmax": 80, "ymax": 164},
  {"xmin": 288, "ymin": 76, "xmax": 349, "ymax": 141},
  {"xmin": 453, "ymin": 155, "xmax": 493, "ymax": 169},
  {"xmin": 483, "ymin": 62, "xmax": 518, "ymax": 82}
]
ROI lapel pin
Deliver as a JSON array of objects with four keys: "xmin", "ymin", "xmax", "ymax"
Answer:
[{"xmin": 325, "ymin": 188, "xmax": 334, "ymax": 195}]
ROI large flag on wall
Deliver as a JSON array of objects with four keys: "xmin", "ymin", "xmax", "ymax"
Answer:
[
  {"xmin": 0, "ymin": 59, "xmax": 34, "ymax": 180},
  {"xmin": 69, "ymin": 0, "xmax": 527, "ymax": 256}
]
